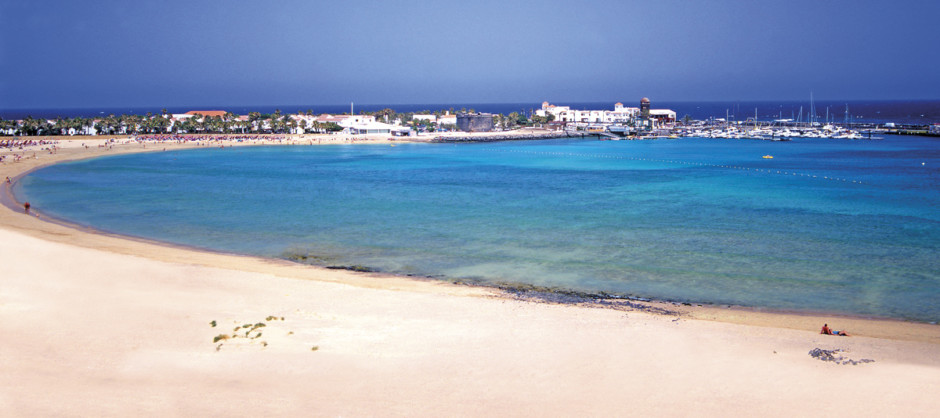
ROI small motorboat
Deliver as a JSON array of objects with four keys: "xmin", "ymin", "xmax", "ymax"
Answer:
[{"xmin": 762, "ymin": 155, "xmax": 774, "ymax": 159}]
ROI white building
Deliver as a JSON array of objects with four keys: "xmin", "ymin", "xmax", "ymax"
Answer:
[
  {"xmin": 310, "ymin": 114, "xmax": 408, "ymax": 135},
  {"xmin": 649, "ymin": 109, "xmax": 677, "ymax": 123},
  {"xmin": 437, "ymin": 114, "xmax": 457, "ymax": 127},
  {"xmin": 412, "ymin": 114, "xmax": 436, "ymax": 123},
  {"xmin": 536, "ymin": 101, "xmax": 676, "ymax": 126},
  {"xmin": 535, "ymin": 102, "xmax": 639, "ymax": 123},
  {"xmin": 308, "ymin": 114, "xmax": 378, "ymax": 132},
  {"xmin": 347, "ymin": 121, "xmax": 411, "ymax": 136},
  {"xmin": 338, "ymin": 115, "xmax": 376, "ymax": 126}
]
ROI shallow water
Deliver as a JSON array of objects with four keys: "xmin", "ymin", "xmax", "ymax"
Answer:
[{"xmin": 18, "ymin": 137, "xmax": 940, "ymax": 322}]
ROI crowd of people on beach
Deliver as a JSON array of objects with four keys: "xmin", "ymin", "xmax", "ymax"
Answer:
[
  {"xmin": 1, "ymin": 138, "xmax": 59, "ymax": 150},
  {"xmin": 0, "ymin": 152, "xmax": 37, "ymax": 163},
  {"xmin": 1, "ymin": 138, "xmax": 62, "ymax": 163},
  {"xmin": 132, "ymin": 134, "xmax": 289, "ymax": 143},
  {"xmin": 0, "ymin": 133, "xmax": 396, "ymax": 165}
]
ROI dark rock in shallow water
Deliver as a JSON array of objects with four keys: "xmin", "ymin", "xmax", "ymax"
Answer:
[
  {"xmin": 326, "ymin": 265, "xmax": 377, "ymax": 273},
  {"xmin": 282, "ymin": 251, "xmax": 335, "ymax": 265},
  {"xmin": 488, "ymin": 282, "xmax": 679, "ymax": 315}
]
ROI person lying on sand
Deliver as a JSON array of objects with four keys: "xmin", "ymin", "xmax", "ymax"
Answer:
[{"xmin": 821, "ymin": 323, "xmax": 848, "ymax": 336}]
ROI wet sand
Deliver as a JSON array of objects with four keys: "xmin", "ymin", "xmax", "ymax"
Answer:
[{"xmin": 1, "ymin": 135, "xmax": 938, "ymax": 416}]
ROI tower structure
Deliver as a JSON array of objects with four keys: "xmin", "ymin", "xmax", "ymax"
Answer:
[{"xmin": 640, "ymin": 97, "xmax": 651, "ymax": 130}]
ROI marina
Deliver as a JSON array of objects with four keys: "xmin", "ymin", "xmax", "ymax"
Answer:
[{"xmin": 425, "ymin": 123, "xmax": 885, "ymax": 143}]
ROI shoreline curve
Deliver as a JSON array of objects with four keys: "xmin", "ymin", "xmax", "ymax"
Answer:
[
  {"xmin": 3, "ymin": 134, "xmax": 939, "ymax": 416},
  {"xmin": 2, "ymin": 134, "xmax": 938, "ymax": 343}
]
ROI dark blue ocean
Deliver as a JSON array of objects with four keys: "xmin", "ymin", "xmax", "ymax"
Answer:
[
  {"xmin": 15, "ymin": 136, "xmax": 940, "ymax": 322},
  {"xmin": 3, "ymin": 100, "xmax": 940, "ymax": 125}
]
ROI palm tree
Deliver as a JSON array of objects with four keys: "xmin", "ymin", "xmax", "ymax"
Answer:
[
  {"xmin": 53, "ymin": 117, "xmax": 66, "ymax": 135},
  {"xmin": 272, "ymin": 109, "xmax": 283, "ymax": 133},
  {"xmin": 29, "ymin": 118, "xmax": 41, "ymax": 135},
  {"xmin": 211, "ymin": 115, "xmax": 224, "ymax": 133},
  {"xmin": 171, "ymin": 117, "xmax": 182, "ymax": 134},
  {"xmin": 20, "ymin": 116, "xmax": 34, "ymax": 135},
  {"xmin": 285, "ymin": 118, "xmax": 295, "ymax": 134},
  {"xmin": 158, "ymin": 114, "xmax": 171, "ymax": 133},
  {"xmin": 0, "ymin": 117, "xmax": 14, "ymax": 135},
  {"xmin": 179, "ymin": 116, "xmax": 192, "ymax": 133},
  {"xmin": 192, "ymin": 114, "xmax": 206, "ymax": 133},
  {"xmin": 67, "ymin": 117, "xmax": 82, "ymax": 135},
  {"xmin": 101, "ymin": 115, "xmax": 111, "ymax": 135},
  {"xmin": 39, "ymin": 118, "xmax": 52, "ymax": 135},
  {"xmin": 121, "ymin": 114, "xmax": 141, "ymax": 134},
  {"xmin": 247, "ymin": 112, "xmax": 261, "ymax": 133},
  {"xmin": 201, "ymin": 115, "xmax": 214, "ymax": 133}
]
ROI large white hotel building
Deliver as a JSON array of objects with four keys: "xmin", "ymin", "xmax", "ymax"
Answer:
[{"xmin": 535, "ymin": 98, "xmax": 676, "ymax": 125}]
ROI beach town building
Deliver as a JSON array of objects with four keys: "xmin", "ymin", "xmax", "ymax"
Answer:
[
  {"xmin": 412, "ymin": 113, "xmax": 458, "ymax": 130},
  {"xmin": 298, "ymin": 114, "xmax": 409, "ymax": 136},
  {"xmin": 346, "ymin": 121, "xmax": 411, "ymax": 136},
  {"xmin": 310, "ymin": 114, "xmax": 371, "ymax": 127},
  {"xmin": 286, "ymin": 114, "xmax": 311, "ymax": 134},
  {"xmin": 277, "ymin": 114, "xmax": 314, "ymax": 134},
  {"xmin": 412, "ymin": 114, "xmax": 436, "ymax": 124},
  {"xmin": 337, "ymin": 114, "xmax": 375, "ymax": 126},
  {"xmin": 536, "ymin": 99, "xmax": 676, "ymax": 127},
  {"xmin": 184, "ymin": 110, "xmax": 228, "ymax": 118},
  {"xmin": 167, "ymin": 111, "xmax": 231, "ymax": 132},
  {"xmin": 649, "ymin": 109, "xmax": 677, "ymax": 124},
  {"xmin": 438, "ymin": 114, "xmax": 457, "ymax": 128},
  {"xmin": 311, "ymin": 114, "xmax": 348, "ymax": 126},
  {"xmin": 930, "ymin": 124, "xmax": 940, "ymax": 135},
  {"xmin": 535, "ymin": 102, "xmax": 637, "ymax": 123}
]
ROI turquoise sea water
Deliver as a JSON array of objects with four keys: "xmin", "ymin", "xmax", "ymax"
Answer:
[{"xmin": 17, "ymin": 137, "xmax": 940, "ymax": 322}]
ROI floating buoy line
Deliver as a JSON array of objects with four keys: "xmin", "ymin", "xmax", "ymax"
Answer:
[{"xmin": 481, "ymin": 148, "xmax": 865, "ymax": 185}]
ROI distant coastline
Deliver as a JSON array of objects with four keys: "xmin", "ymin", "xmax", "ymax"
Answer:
[{"xmin": 3, "ymin": 99, "xmax": 940, "ymax": 125}]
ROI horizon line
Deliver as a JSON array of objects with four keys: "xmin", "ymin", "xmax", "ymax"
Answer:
[{"xmin": 4, "ymin": 97, "xmax": 940, "ymax": 112}]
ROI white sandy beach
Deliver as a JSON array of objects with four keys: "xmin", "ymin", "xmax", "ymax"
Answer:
[{"xmin": 1, "ymin": 136, "xmax": 939, "ymax": 416}]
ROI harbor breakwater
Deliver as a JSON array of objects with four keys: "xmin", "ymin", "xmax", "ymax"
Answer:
[{"xmin": 430, "ymin": 132, "xmax": 580, "ymax": 143}]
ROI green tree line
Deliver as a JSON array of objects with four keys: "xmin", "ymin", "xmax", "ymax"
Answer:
[{"xmin": 2, "ymin": 107, "xmax": 555, "ymax": 136}]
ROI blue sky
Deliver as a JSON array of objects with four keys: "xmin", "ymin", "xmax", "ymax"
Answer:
[{"xmin": 1, "ymin": 0, "xmax": 938, "ymax": 109}]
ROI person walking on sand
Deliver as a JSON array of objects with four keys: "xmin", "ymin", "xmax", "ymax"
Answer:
[{"xmin": 24, "ymin": 201, "xmax": 30, "ymax": 213}]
